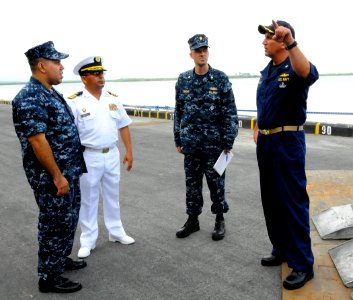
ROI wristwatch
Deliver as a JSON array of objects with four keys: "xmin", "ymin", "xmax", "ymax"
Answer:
[{"xmin": 285, "ymin": 41, "xmax": 297, "ymax": 50}]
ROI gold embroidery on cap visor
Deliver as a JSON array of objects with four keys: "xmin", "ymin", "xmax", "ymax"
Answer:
[
  {"xmin": 80, "ymin": 65, "xmax": 105, "ymax": 72},
  {"xmin": 260, "ymin": 25, "xmax": 274, "ymax": 34}
]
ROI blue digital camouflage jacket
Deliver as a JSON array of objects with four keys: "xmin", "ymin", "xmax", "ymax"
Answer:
[
  {"xmin": 174, "ymin": 66, "xmax": 238, "ymax": 154},
  {"xmin": 12, "ymin": 77, "xmax": 86, "ymax": 190}
]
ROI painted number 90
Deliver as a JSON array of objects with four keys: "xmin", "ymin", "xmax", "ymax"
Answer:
[{"xmin": 321, "ymin": 125, "xmax": 332, "ymax": 135}]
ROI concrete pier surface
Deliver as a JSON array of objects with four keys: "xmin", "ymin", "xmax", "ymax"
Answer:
[{"xmin": 1, "ymin": 103, "xmax": 353, "ymax": 300}]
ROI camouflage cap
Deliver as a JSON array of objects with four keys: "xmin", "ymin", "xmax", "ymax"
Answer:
[
  {"xmin": 73, "ymin": 56, "xmax": 107, "ymax": 75},
  {"xmin": 188, "ymin": 34, "xmax": 209, "ymax": 50},
  {"xmin": 25, "ymin": 41, "xmax": 69, "ymax": 61},
  {"xmin": 258, "ymin": 20, "xmax": 295, "ymax": 39}
]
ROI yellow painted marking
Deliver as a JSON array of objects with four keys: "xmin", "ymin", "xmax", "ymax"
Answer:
[
  {"xmin": 250, "ymin": 117, "xmax": 256, "ymax": 129},
  {"xmin": 315, "ymin": 122, "xmax": 321, "ymax": 135}
]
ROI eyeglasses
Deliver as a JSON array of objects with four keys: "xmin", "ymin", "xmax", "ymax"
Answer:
[{"xmin": 82, "ymin": 71, "xmax": 105, "ymax": 76}]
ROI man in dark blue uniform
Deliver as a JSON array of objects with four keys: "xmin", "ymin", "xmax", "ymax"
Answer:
[
  {"xmin": 174, "ymin": 34, "xmax": 238, "ymax": 241},
  {"xmin": 254, "ymin": 20, "xmax": 319, "ymax": 290},
  {"xmin": 12, "ymin": 41, "xmax": 87, "ymax": 293}
]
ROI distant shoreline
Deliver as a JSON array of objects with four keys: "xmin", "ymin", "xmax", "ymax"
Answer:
[{"xmin": 1, "ymin": 73, "xmax": 352, "ymax": 85}]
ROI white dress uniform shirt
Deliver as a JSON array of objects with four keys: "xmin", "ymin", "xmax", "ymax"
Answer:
[{"xmin": 68, "ymin": 89, "xmax": 131, "ymax": 149}]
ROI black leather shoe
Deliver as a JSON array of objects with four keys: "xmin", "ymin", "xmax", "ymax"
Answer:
[
  {"xmin": 261, "ymin": 254, "xmax": 285, "ymax": 266},
  {"xmin": 39, "ymin": 276, "xmax": 82, "ymax": 293},
  {"xmin": 212, "ymin": 220, "xmax": 225, "ymax": 241},
  {"xmin": 176, "ymin": 219, "xmax": 200, "ymax": 238},
  {"xmin": 65, "ymin": 258, "xmax": 87, "ymax": 271},
  {"xmin": 283, "ymin": 270, "xmax": 314, "ymax": 290}
]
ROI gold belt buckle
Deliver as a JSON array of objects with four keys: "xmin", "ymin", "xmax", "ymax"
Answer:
[
  {"xmin": 262, "ymin": 129, "xmax": 270, "ymax": 135},
  {"xmin": 102, "ymin": 148, "xmax": 109, "ymax": 153}
]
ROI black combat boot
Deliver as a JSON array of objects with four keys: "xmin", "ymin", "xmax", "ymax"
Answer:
[
  {"xmin": 176, "ymin": 215, "xmax": 200, "ymax": 238},
  {"xmin": 212, "ymin": 214, "xmax": 225, "ymax": 241},
  {"xmin": 38, "ymin": 275, "xmax": 82, "ymax": 293}
]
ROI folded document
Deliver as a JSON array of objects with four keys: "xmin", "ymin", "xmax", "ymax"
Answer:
[{"xmin": 213, "ymin": 151, "xmax": 233, "ymax": 176}]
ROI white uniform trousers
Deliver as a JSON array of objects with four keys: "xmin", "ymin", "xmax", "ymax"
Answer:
[{"xmin": 79, "ymin": 146, "xmax": 126, "ymax": 248}]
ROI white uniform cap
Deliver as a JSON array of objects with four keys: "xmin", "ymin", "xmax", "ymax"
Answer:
[{"xmin": 73, "ymin": 56, "xmax": 107, "ymax": 75}]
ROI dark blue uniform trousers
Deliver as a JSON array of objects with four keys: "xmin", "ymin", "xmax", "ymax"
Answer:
[
  {"xmin": 34, "ymin": 178, "xmax": 81, "ymax": 280},
  {"xmin": 184, "ymin": 153, "xmax": 229, "ymax": 216},
  {"xmin": 256, "ymin": 131, "xmax": 314, "ymax": 272}
]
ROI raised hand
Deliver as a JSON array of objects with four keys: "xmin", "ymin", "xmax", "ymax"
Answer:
[{"xmin": 271, "ymin": 20, "xmax": 295, "ymax": 46}]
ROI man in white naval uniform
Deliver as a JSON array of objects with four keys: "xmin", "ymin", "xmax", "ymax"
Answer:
[{"xmin": 67, "ymin": 56, "xmax": 134, "ymax": 258}]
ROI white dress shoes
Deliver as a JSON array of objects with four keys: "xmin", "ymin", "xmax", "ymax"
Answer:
[
  {"xmin": 78, "ymin": 235, "xmax": 134, "ymax": 258},
  {"xmin": 109, "ymin": 234, "xmax": 135, "ymax": 245},
  {"xmin": 77, "ymin": 246, "xmax": 95, "ymax": 258}
]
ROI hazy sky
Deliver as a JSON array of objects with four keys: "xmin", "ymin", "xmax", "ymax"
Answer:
[{"xmin": 2, "ymin": 0, "xmax": 352, "ymax": 82}]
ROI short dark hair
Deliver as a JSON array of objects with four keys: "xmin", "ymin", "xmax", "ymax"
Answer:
[{"xmin": 28, "ymin": 58, "xmax": 41, "ymax": 71}]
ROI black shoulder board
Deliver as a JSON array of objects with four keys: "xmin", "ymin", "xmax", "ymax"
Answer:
[
  {"xmin": 107, "ymin": 91, "xmax": 118, "ymax": 97},
  {"xmin": 68, "ymin": 91, "xmax": 83, "ymax": 99}
]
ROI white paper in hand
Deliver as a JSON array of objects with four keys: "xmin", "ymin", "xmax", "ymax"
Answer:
[{"xmin": 213, "ymin": 151, "xmax": 233, "ymax": 176}]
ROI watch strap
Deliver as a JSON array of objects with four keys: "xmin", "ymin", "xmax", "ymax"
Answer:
[{"xmin": 286, "ymin": 41, "xmax": 298, "ymax": 50}]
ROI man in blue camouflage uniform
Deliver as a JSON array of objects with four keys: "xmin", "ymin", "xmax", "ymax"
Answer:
[
  {"xmin": 12, "ymin": 41, "xmax": 87, "ymax": 293},
  {"xmin": 174, "ymin": 34, "xmax": 238, "ymax": 241},
  {"xmin": 254, "ymin": 21, "xmax": 319, "ymax": 290}
]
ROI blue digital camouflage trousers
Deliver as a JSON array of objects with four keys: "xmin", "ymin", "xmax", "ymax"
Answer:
[
  {"xmin": 33, "ymin": 178, "xmax": 80, "ymax": 280},
  {"xmin": 184, "ymin": 153, "xmax": 229, "ymax": 216}
]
